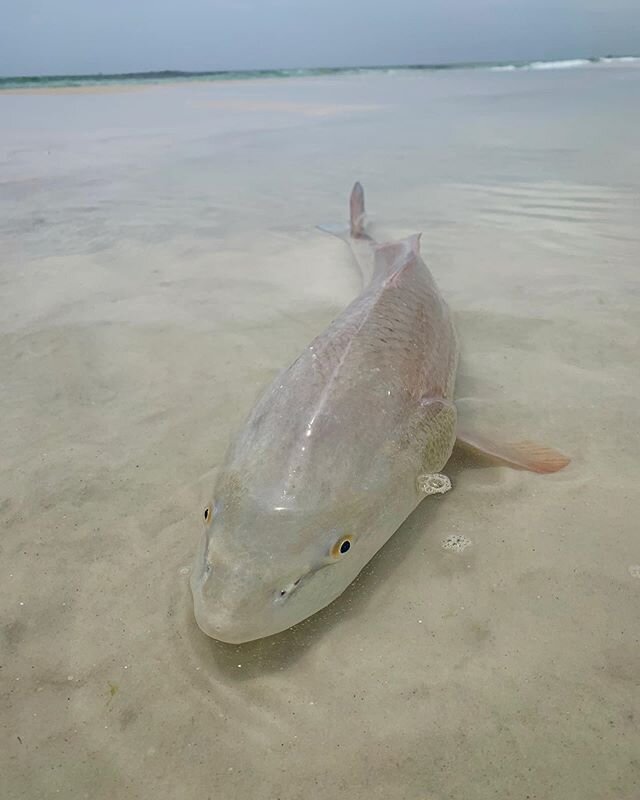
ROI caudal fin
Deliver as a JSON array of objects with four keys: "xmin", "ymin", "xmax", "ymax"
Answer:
[
  {"xmin": 317, "ymin": 182, "xmax": 370, "ymax": 241},
  {"xmin": 350, "ymin": 182, "xmax": 366, "ymax": 237}
]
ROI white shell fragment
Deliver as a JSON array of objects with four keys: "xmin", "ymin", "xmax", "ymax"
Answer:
[{"xmin": 417, "ymin": 473, "xmax": 452, "ymax": 496}]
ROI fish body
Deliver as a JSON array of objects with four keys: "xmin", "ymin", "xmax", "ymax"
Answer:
[
  {"xmin": 191, "ymin": 184, "xmax": 459, "ymax": 643},
  {"xmin": 190, "ymin": 183, "xmax": 568, "ymax": 643}
]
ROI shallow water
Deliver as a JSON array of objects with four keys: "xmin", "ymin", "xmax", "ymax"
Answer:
[{"xmin": 2, "ymin": 65, "xmax": 639, "ymax": 799}]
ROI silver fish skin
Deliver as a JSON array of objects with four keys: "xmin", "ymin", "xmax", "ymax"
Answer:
[{"xmin": 191, "ymin": 183, "xmax": 458, "ymax": 643}]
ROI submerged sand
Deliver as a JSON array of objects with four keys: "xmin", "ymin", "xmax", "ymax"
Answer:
[{"xmin": 1, "ymin": 65, "xmax": 639, "ymax": 799}]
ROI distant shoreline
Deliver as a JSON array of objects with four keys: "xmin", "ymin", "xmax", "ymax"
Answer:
[{"xmin": 1, "ymin": 55, "xmax": 639, "ymax": 93}]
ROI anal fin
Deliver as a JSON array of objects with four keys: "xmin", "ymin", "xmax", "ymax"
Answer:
[{"xmin": 456, "ymin": 427, "xmax": 570, "ymax": 474}]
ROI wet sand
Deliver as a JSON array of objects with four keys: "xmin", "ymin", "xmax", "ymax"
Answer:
[{"xmin": 1, "ymin": 65, "xmax": 639, "ymax": 799}]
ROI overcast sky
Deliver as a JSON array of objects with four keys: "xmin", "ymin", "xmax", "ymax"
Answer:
[{"xmin": 1, "ymin": 0, "xmax": 639, "ymax": 77}]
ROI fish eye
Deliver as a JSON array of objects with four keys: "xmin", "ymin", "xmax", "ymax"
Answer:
[
  {"xmin": 203, "ymin": 504, "xmax": 213, "ymax": 525},
  {"xmin": 330, "ymin": 535, "xmax": 353, "ymax": 559}
]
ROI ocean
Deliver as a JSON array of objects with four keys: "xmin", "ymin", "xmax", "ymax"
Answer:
[{"xmin": 1, "ymin": 54, "xmax": 639, "ymax": 90}]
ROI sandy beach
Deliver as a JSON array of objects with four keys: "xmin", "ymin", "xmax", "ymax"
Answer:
[{"xmin": 2, "ymin": 64, "xmax": 639, "ymax": 799}]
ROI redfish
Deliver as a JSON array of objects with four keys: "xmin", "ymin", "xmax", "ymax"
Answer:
[{"xmin": 190, "ymin": 183, "xmax": 568, "ymax": 643}]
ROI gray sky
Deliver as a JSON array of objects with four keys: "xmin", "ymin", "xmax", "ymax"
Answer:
[{"xmin": 1, "ymin": 0, "xmax": 639, "ymax": 77}]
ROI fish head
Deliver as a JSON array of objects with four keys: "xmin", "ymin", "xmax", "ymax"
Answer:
[{"xmin": 190, "ymin": 468, "xmax": 377, "ymax": 644}]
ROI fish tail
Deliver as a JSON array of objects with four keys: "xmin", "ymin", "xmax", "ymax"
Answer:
[
  {"xmin": 349, "ymin": 182, "xmax": 367, "ymax": 237},
  {"xmin": 317, "ymin": 183, "xmax": 377, "ymax": 287},
  {"xmin": 317, "ymin": 181, "xmax": 371, "ymax": 241}
]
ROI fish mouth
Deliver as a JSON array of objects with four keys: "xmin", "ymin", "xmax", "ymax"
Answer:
[{"xmin": 190, "ymin": 531, "xmax": 211, "ymax": 588}]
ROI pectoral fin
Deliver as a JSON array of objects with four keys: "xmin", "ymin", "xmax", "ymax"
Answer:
[
  {"xmin": 415, "ymin": 398, "xmax": 457, "ymax": 473},
  {"xmin": 455, "ymin": 427, "xmax": 570, "ymax": 474}
]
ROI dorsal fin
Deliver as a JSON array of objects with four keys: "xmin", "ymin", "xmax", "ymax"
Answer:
[{"xmin": 373, "ymin": 234, "xmax": 421, "ymax": 281}]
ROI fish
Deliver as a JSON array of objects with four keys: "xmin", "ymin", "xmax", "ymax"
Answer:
[{"xmin": 190, "ymin": 183, "xmax": 569, "ymax": 643}]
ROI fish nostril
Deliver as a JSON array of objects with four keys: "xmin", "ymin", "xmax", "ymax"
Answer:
[{"xmin": 275, "ymin": 577, "xmax": 303, "ymax": 603}]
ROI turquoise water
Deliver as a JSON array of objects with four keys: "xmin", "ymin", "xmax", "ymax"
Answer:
[{"xmin": 1, "ymin": 55, "xmax": 638, "ymax": 90}]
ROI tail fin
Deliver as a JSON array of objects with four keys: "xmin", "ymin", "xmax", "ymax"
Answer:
[
  {"xmin": 316, "ymin": 183, "xmax": 375, "ymax": 286},
  {"xmin": 350, "ymin": 182, "xmax": 366, "ymax": 237},
  {"xmin": 317, "ymin": 182, "xmax": 369, "ymax": 241}
]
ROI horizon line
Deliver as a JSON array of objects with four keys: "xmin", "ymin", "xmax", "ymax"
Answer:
[{"xmin": 2, "ymin": 53, "xmax": 639, "ymax": 81}]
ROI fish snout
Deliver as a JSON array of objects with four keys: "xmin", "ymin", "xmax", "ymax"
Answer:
[
  {"xmin": 191, "ymin": 589, "xmax": 248, "ymax": 643},
  {"xmin": 190, "ymin": 552, "xmax": 273, "ymax": 641},
  {"xmin": 190, "ymin": 557, "xmax": 318, "ymax": 643}
]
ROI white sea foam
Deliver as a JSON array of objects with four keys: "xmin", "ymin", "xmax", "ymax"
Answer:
[
  {"xmin": 491, "ymin": 58, "xmax": 592, "ymax": 72},
  {"xmin": 600, "ymin": 55, "xmax": 640, "ymax": 64},
  {"xmin": 490, "ymin": 56, "xmax": 640, "ymax": 73},
  {"xmin": 528, "ymin": 58, "xmax": 592, "ymax": 70}
]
